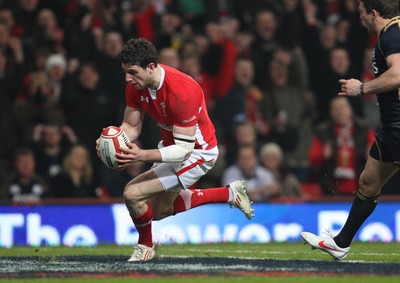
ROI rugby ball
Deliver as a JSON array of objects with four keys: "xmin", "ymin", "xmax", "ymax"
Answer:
[{"xmin": 98, "ymin": 126, "xmax": 129, "ymax": 169}]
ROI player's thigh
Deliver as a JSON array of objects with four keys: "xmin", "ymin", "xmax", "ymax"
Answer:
[
  {"xmin": 149, "ymin": 191, "xmax": 180, "ymax": 220},
  {"xmin": 124, "ymin": 169, "xmax": 165, "ymax": 201},
  {"xmin": 359, "ymin": 155, "xmax": 399, "ymax": 196}
]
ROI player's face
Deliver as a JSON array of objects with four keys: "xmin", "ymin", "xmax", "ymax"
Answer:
[
  {"xmin": 358, "ymin": 2, "xmax": 375, "ymax": 33},
  {"xmin": 123, "ymin": 64, "xmax": 151, "ymax": 90}
]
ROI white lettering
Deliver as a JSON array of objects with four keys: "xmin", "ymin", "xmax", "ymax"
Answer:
[
  {"xmin": 396, "ymin": 211, "xmax": 400, "ymax": 242},
  {"xmin": 0, "ymin": 214, "xmax": 24, "ymax": 248},
  {"xmin": 186, "ymin": 224, "xmax": 201, "ymax": 244},
  {"xmin": 273, "ymin": 223, "xmax": 303, "ymax": 242},
  {"xmin": 318, "ymin": 211, "xmax": 348, "ymax": 235},
  {"xmin": 63, "ymin": 225, "xmax": 98, "ymax": 246},
  {"xmin": 223, "ymin": 224, "xmax": 239, "ymax": 242},
  {"xmin": 157, "ymin": 225, "xmax": 187, "ymax": 244},
  {"xmin": 359, "ymin": 222, "xmax": 393, "ymax": 242},
  {"xmin": 204, "ymin": 224, "xmax": 221, "ymax": 243},
  {"xmin": 27, "ymin": 214, "xmax": 60, "ymax": 246},
  {"xmin": 238, "ymin": 224, "xmax": 271, "ymax": 242},
  {"xmin": 112, "ymin": 204, "xmax": 137, "ymax": 245}
]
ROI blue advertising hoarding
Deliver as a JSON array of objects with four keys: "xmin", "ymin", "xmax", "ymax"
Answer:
[{"xmin": 0, "ymin": 202, "xmax": 399, "ymax": 247}]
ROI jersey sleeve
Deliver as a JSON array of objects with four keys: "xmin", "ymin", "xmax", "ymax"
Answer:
[
  {"xmin": 168, "ymin": 81, "xmax": 203, "ymax": 127},
  {"xmin": 125, "ymin": 84, "xmax": 141, "ymax": 109},
  {"xmin": 381, "ymin": 27, "xmax": 400, "ymax": 57}
]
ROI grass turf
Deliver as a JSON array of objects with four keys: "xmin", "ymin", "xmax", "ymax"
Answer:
[
  {"xmin": 1, "ymin": 242, "xmax": 400, "ymax": 283},
  {"xmin": 2, "ymin": 242, "xmax": 400, "ymax": 262},
  {"xmin": 2, "ymin": 277, "xmax": 400, "ymax": 283}
]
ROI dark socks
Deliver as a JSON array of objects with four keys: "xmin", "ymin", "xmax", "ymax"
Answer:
[{"xmin": 334, "ymin": 191, "xmax": 379, "ymax": 248}]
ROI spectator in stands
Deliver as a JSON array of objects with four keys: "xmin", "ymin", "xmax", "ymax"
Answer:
[
  {"xmin": 277, "ymin": 0, "xmax": 305, "ymax": 45},
  {"xmin": 30, "ymin": 48, "xmax": 50, "ymax": 72},
  {"xmin": 34, "ymin": 8, "xmax": 64, "ymax": 53},
  {"xmin": 308, "ymin": 96, "xmax": 375, "ymax": 195},
  {"xmin": 0, "ymin": 42, "xmax": 24, "ymax": 173},
  {"xmin": 155, "ymin": 8, "xmax": 185, "ymax": 50},
  {"xmin": 96, "ymin": 31, "xmax": 126, "ymax": 121},
  {"xmin": 159, "ymin": 47, "xmax": 181, "ymax": 69},
  {"xmin": 262, "ymin": 53, "xmax": 313, "ymax": 181},
  {"xmin": 0, "ymin": 147, "xmax": 48, "ymax": 202},
  {"xmin": 45, "ymin": 53, "xmax": 69, "ymax": 121},
  {"xmin": 15, "ymin": 53, "xmax": 68, "ymax": 144},
  {"xmin": 224, "ymin": 121, "xmax": 260, "ymax": 166},
  {"xmin": 260, "ymin": 142, "xmax": 302, "ymax": 198},
  {"xmin": 31, "ymin": 123, "xmax": 77, "ymax": 184},
  {"xmin": 0, "ymin": 7, "xmax": 23, "ymax": 38},
  {"xmin": 313, "ymin": 47, "xmax": 363, "ymax": 123},
  {"xmin": 50, "ymin": 144, "xmax": 99, "ymax": 198},
  {"xmin": 251, "ymin": 9, "xmax": 280, "ymax": 89},
  {"xmin": 336, "ymin": 0, "xmax": 369, "ymax": 78},
  {"xmin": 222, "ymin": 144, "xmax": 278, "ymax": 202},
  {"xmin": 14, "ymin": 0, "xmax": 41, "ymax": 39},
  {"xmin": 117, "ymin": 5, "xmax": 138, "ymax": 41},
  {"xmin": 0, "ymin": 21, "xmax": 25, "ymax": 65},
  {"xmin": 304, "ymin": 24, "xmax": 337, "ymax": 102},
  {"xmin": 63, "ymin": 1, "xmax": 102, "ymax": 62},
  {"xmin": 62, "ymin": 62, "xmax": 118, "ymax": 163},
  {"xmin": 215, "ymin": 57, "xmax": 266, "ymax": 144}
]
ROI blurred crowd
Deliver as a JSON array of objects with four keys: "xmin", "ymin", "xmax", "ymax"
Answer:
[{"xmin": 1, "ymin": 0, "xmax": 399, "ymax": 203}]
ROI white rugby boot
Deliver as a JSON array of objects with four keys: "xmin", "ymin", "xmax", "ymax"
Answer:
[
  {"xmin": 301, "ymin": 231, "xmax": 350, "ymax": 260},
  {"xmin": 127, "ymin": 244, "xmax": 156, "ymax": 262},
  {"xmin": 228, "ymin": 180, "xmax": 254, "ymax": 220}
]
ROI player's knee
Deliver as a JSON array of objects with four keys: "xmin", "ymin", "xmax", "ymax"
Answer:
[
  {"xmin": 123, "ymin": 184, "xmax": 142, "ymax": 203},
  {"xmin": 358, "ymin": 172, "xmax": 379, "ymax": 197}
]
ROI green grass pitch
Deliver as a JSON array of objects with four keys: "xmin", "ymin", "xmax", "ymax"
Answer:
[{"xmin": 1, "ymin": 242, "xmax": 400, "ymax": 283}]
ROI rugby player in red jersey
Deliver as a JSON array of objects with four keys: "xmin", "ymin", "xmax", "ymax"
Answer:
[{"xmin": 97, "ymin": 38, "xmax": 254, "ymax": 261}]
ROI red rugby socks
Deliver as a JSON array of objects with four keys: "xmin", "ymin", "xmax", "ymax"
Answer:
[
  {"xmin": 173, "ymin": 187, "xmax": 232, "ymax": 214},
  {"xmin": 131, "ymin": 204, "xmax": 154, "ymax": 248}
]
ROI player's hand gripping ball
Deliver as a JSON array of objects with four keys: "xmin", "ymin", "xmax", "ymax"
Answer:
[{"xmin": 98, "ymin": 126, "xmax": 129, "ymax": 169}]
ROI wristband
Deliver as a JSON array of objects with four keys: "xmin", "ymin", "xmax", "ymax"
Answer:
[{"xmin": 360, "ymin": 83, "xmax": 364, "ymax": 96}]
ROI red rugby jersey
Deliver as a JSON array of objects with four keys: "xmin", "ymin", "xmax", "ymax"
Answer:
[{"xmin": 125, "ymin": 64, "xmax": 217, "ymax": 150}]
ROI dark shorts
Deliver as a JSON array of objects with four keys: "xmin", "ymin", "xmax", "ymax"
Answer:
[{"xmin": 370, "ymin": 128, "xmax": 400, "ymax": 166}]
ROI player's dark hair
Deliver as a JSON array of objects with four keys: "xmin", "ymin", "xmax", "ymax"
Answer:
[
  {"xmin": 361, "ymin": 0, "xmax": 400, "ymax": 18},
  {"xmin": 119, "ymin": 38, "xmax": 158, "ymax": 69}
]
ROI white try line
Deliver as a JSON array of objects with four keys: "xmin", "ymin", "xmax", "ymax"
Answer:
[{"xmin": 186, "ymin": 248, "xmax": 400, "ymax": 257}]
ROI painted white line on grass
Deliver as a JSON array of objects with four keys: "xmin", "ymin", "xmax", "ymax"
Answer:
[{"xmin": 186, "ymin": 248, "xmax": 400, "ymax": 257}]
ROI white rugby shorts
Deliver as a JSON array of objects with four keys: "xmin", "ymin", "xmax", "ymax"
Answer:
[{"xmin": 152, "ymin": 142, "xmax": 219, "ymax": 192}]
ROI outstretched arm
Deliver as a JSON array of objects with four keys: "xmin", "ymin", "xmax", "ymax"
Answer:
[{"xmin": 339, "ymin": 53, "xmax": 400, "ymax": 96}]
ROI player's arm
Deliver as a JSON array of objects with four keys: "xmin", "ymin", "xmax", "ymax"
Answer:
[
  {"xmin": 364, "ymin": 53, "xmax": 400, "ymax": 94},
  {"xmin": 116, "ymin": 125, "xmax": 196, "ymax": 167},
  {"xmin": 158, "ymin": 125, "xmax": 196, "ymax": 162},
  {"xmin": 339, "ymin": 53, "xmax": 400, "ymax": 96},
  {"xmin": 120, "ymin": 106, "xmax": 144, "ymax": 142},
  {"xmin": 96, "ymin": 106, "xmax": 144, "ymax": 158}
]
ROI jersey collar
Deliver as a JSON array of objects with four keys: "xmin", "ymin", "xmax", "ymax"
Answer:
[
  {"xmin": 383, "ymin": 16, "xmax": 400, "ymax": 32},
  {"xmin": 148, "ymin": 66, "xmax": 165, "ymax": 99}
]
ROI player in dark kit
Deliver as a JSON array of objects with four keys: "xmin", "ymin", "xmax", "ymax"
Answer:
[{"xmin": 301, "ymin": 0, "xmax": 400, "ymax": 259}]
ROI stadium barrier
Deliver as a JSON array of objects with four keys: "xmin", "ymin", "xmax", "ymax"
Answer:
[{"xmin": 0, "ymin": 197, "xmax": 400, "ymax": 247}]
